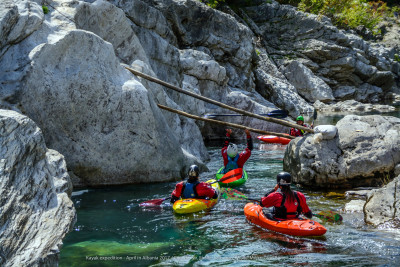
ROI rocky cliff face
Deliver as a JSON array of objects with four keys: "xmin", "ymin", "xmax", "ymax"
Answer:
[
  {"xmin": 0, "ymin": 110, "xmax": 76, "ymax": 266},
  {"xmin": 284, "ymin": 115, "xmax": 400, "ymax": 189},
  {"xmin": 1, "ymin": 0, "xmax": 399, "ymax": 186},
  {"xmin": 242, "ymin": 1, "xmax": 399, "ymax": 104}
]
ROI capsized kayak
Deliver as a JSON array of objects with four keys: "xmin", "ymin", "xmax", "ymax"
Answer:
[
  {"xmin": 173, "ymin": 179, "xmax": 220, "ymax": 214},
  {"xmin": 216, "ymin": 167, "xmax": 248, "ymax": 187},
  {"xmin": 257, "ymin": 134, "xmax": 291, "ymax": 145},
  {"xmin": 244, "ymin": 203, "xmax": 327, "ymax": 237}
]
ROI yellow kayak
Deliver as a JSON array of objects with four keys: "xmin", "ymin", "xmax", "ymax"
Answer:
[{"xmin": 172, "ymin": 179, "xmax": 220, "ymax": 214}]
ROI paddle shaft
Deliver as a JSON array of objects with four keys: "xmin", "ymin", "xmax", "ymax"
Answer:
[
  {"xmin": 158, "ymin": 104, "xmax": 295, "ymax": 139},
  {"xmin": 126, "ymin": 67, "xmax": 314, "ymax": 134},
  {"xmin": 206, "ymin": 110, "xmax": 288, "ymax": 119}
]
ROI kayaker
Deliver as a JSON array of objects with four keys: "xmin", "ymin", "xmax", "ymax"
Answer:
[
  {"xmin": 170, "ymin": 165, "xmax": 218, "ymax": 204},
  {"xmin": 221, "ymin": 128, "xmax": 253, "ymax": 173},
  {"xmin": 260, "ymin": 172, "xmax": 312, "ymax": 220},
  {"xmin": 290, "ymin": 115, "xmax": 313, "ymax": 137}
]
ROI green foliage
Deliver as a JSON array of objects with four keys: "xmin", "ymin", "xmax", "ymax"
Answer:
[
  {"xmin": 202, "ymin": 0, "xmax": 225, "ymax": 8},
  {"xmin": 42, "ymin": 5, "xmax": 49, "ymax": 14},
  {"xmin": 296, "ymin": 0, "xmax": 388, "ymax": 34},
  {"xmin": 395, "ymin": 54, "xmax": 400, "ymax": 62}
]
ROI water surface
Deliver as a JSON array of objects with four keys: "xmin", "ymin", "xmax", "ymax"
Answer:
[{"xmin": 60, "ymin": 111, "xmax": 400, "ymax": 266}]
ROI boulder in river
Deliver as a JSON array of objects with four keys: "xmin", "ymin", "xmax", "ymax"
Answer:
[
  {"xmin": 284, "ymin": 115, "xmax": 400, "ymax": 189},
  {"xmin": 0, "ymin": 110, "xmax": 76, "ymax": 266}
]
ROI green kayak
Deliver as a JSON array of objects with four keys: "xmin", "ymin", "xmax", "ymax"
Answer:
[{"xmin": 216, "ymin": 167, "xmax": 248, "ymax": 187}]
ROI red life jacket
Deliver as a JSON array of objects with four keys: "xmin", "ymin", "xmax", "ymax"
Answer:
[{"xmin": 273, "ymin": 192, "xmax": 302, "ymax": 219}]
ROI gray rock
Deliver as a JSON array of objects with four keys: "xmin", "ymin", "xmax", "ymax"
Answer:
[
  {"xmin": 284, "ymin": 115, "xmax": 400, "ymax": 189},
  {"xmin": 242, "ymin": 2, "xmax": 399, "ymax": 101},
  {"xmin": 17, "ymin": 30, "xmax": 191, "ymax": 185},
  {"xmin": 283, "ymin": 61, "xmax": 334, "ymax": 102},
  {"xmin": 364, "ymin": 176, "xmax": 400, "ymax": 226},
  {"xmin": 344, "ymin": 200, "xmax": 366, "ymax": 213},
  {"xmin": 314, "ymin": 100, "xmax": 395, "ymax": 112},
  {"xmin": 0, "ymin": 109, "xmax": 76, "ymax": 267},
  {"xmin": 333, "ymin": 86, "xmax": 356, "ymax": 100}
]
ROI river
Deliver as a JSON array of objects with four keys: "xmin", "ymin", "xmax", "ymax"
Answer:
[{"xmin": 60, "ymin": 111, "xmax": 400, "ymax": 266}]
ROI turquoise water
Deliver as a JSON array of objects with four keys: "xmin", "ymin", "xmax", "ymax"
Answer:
[{"xmin": 60, "ymin": 111, "xmax": 400, "ymax": 266}]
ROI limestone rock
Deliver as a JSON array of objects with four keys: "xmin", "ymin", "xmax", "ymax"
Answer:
[
  {"xmin": 0, "ymin": 109, "xmax": 76, "ymax": 267},
  {"xmin": 242, "ymin": 1, "xmax": 399, "ymax": 102},
  {"xmin": 364, "ymin": 176, "xmax": 400, "ymax": 226},
  {"xmin": 17, "ymin": 30, "xmax": 191, "ymax": 185},
  {"xmin": 284, "ymin": 115, "xmax": 400, "ymax": 189},
  {"xmin": 314, "ymin": 100, "xmax": 395, "ymax": 112},
  {"xmin": 283, "ymin": 61, "xmax": 334, "ymax": 103}
]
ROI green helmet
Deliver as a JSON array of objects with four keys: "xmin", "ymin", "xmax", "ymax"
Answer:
[{"xmin": 296, "ymin": 115, "xmax": 304, "ymax": 121}]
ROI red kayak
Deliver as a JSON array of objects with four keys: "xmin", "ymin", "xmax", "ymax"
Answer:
[
  {"xmin": 257, "ymin": 134, "xmax": 291, "ymax": 145},
  {"xmin": 244, "ymin": 203, "xmax": 327, "ymax": 237}
]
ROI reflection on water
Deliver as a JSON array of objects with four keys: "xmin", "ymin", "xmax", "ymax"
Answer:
[{"xmin": 60, "ymin": 111, "xmax": 400, "ymax": 266}]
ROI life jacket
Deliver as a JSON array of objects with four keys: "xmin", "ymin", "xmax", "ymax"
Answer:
[
  {"xmin": 273, "ymin": 191, "xmax": 302, "ymax": 219},
  {"xmin": 224, "ymin": 154, "xmax": 239, "ymax": 173},
  {"xmin": 181, "ymin": 181, "xmax": 200, "ymax": 198}
]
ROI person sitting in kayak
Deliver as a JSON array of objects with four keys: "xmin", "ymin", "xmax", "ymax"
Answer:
[
  {"xmin": 260, "ymin": 172, "xmax": 312, "ymax": 220},
  {"xmin": 170, "ymin": 165, "xmax": 218, "ymax": 204},
  {"xmin": 222, "ymin": 128, "xmax": 253, "ymax": 174},
  {"xmin": 290, "ymin": 115, "xmax": 313, "ymax": 137}
]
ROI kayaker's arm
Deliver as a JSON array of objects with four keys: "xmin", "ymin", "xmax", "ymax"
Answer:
[
  {"xmin": 196, "ymin": 183, "xmax": 218, "ymax": 199},
  {"xmin": 170, "ymin": 182, "xmax": 184, "ymax": 204},
  {"xmin": 245, "ymin": 129, "xmax": 253, "ymax": 151},
  {"xmin": 223, "ymin": 129, "xmax": 233, "ymax": 148},
  {"xmin": 260, "ymin": 189, "xmax": 281, "ymax": 207},
  {"xmin": 297, "ymin": 192, "xmax": 313, "ymax": 218},
  {"xmin": 260, "ymin": 184, "xmax": 280, "ymax": 206}
]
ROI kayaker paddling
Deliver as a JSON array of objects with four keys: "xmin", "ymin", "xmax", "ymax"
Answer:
[
  {"xmin": 260, "ymin": 172, "xmax": 313, "ymax": 220},
  {"xmin": 290, "ymin": 116, "xmax": 313, "ymax": 137},
  {"xmin": 170, "ymin": 165, "xmax": 218, "ymax": 204},
  {"xmin": 221, "ymin": 128, "xmax": 253, "ymax": 174}
]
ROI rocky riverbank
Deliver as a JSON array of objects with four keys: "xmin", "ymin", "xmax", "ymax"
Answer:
[
  {"xmin": 1, "ymin": 0, "xmax": 400, "ymax": 264},
  {"xmin": 0, "ymin": 110, "xmax": 76, "ymax": 266},
  {"xmin": 1, "ymin": 0, "xmax": 399, "ymax": 186}
]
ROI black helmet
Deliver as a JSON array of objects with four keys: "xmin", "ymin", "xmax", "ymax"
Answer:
[
  {"xmin": 188, "ymin": 165, "xmax": 199, "ymax": 178},
  {"xmin": 276, "ymin": 172, "xmax": 291, "ymax": 186}
]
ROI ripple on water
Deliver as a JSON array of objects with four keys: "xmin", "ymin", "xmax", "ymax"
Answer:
[{"xmin": 60, "ymin": 143, "xmax": 400, "ymax": 266}]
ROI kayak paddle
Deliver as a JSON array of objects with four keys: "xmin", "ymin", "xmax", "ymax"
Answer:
[
  {"xmin": 220, "ymin": 187, "xmax": 260, "ymax": 202},
  {"xmin": 221, "ymin": 188, "xmax": 343, "ymax": 223},
  {"xmin": 215, "ymin": 168, "xmax": 244, "ymax": 184},
  {"xmin": 312, "ymin": 109, "xmax": 317, "ymax": 126},
  {"xmin": 205, "ymin": 109, "xmax": 288, "ymax": 119},
  {"xmin": 139, "ymin": 197, "xmax": 171, "ymax": 207},
  {"xmin": 313, "ymin": 211, "xmax": 343, "ymax": 223},
  {"xmin": 139, "ymin": 170, "xmax": 244, "ymax": 207}
]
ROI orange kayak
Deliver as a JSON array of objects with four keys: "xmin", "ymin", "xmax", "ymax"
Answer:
[
  {"xmin": 244, "ymin": 203, "xmax": 327, "ymax": 236},
  {"xmin": 257, "ymin": 134, "xmax": 291, "ymax": 145}
]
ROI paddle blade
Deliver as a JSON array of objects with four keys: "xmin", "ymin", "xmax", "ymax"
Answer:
[
  {"xmin": 313, "ymin": 109, "xmax": 318, "ymax": 120},
  {"xmin": 314, "ymin": 211, "xmax": 342, "ymax": 223},
  {"xmin": 221, "ymin": 188, "xmax": 248, "ymax": 200},
  {"xmin": 267, "ymin": 109, "xmax": 288, "ymax": 119},
  {"xmin": 139, "ymin": 197, "xmax": 169, "ymax": 207},
  {"xmin": 219, "ymin": 168, "xmax": 243, "ymax": 184}
]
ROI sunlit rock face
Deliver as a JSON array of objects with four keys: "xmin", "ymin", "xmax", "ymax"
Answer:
[
  {"xmin": 284, "ymin": 115, "xmax": 400, "ymax": 189},
  {"xmin": 0, "ymin": 110, "xmax": 76, "ymax": 266}
]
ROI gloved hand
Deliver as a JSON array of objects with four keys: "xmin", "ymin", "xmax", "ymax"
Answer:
[
  {"xmin": 304, "ymin": 211, "xmax": 313, "ymax": 219},
  {"xmin": 170, "ymin": 195, "xmax": 178, "ymax": 204}
]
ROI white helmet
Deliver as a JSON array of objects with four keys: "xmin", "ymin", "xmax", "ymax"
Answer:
[{"xmin": 227, "ymin": 143, "xmax": 238, "ymax": 158}]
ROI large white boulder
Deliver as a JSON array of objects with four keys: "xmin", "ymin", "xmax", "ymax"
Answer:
[
  {"xmin": 0, "ymin": 109, "xmax": 76, "ymax": 266},
  {"xmin": 284, "ymin": 115, "xmax": 400, "ymax": 189}
]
